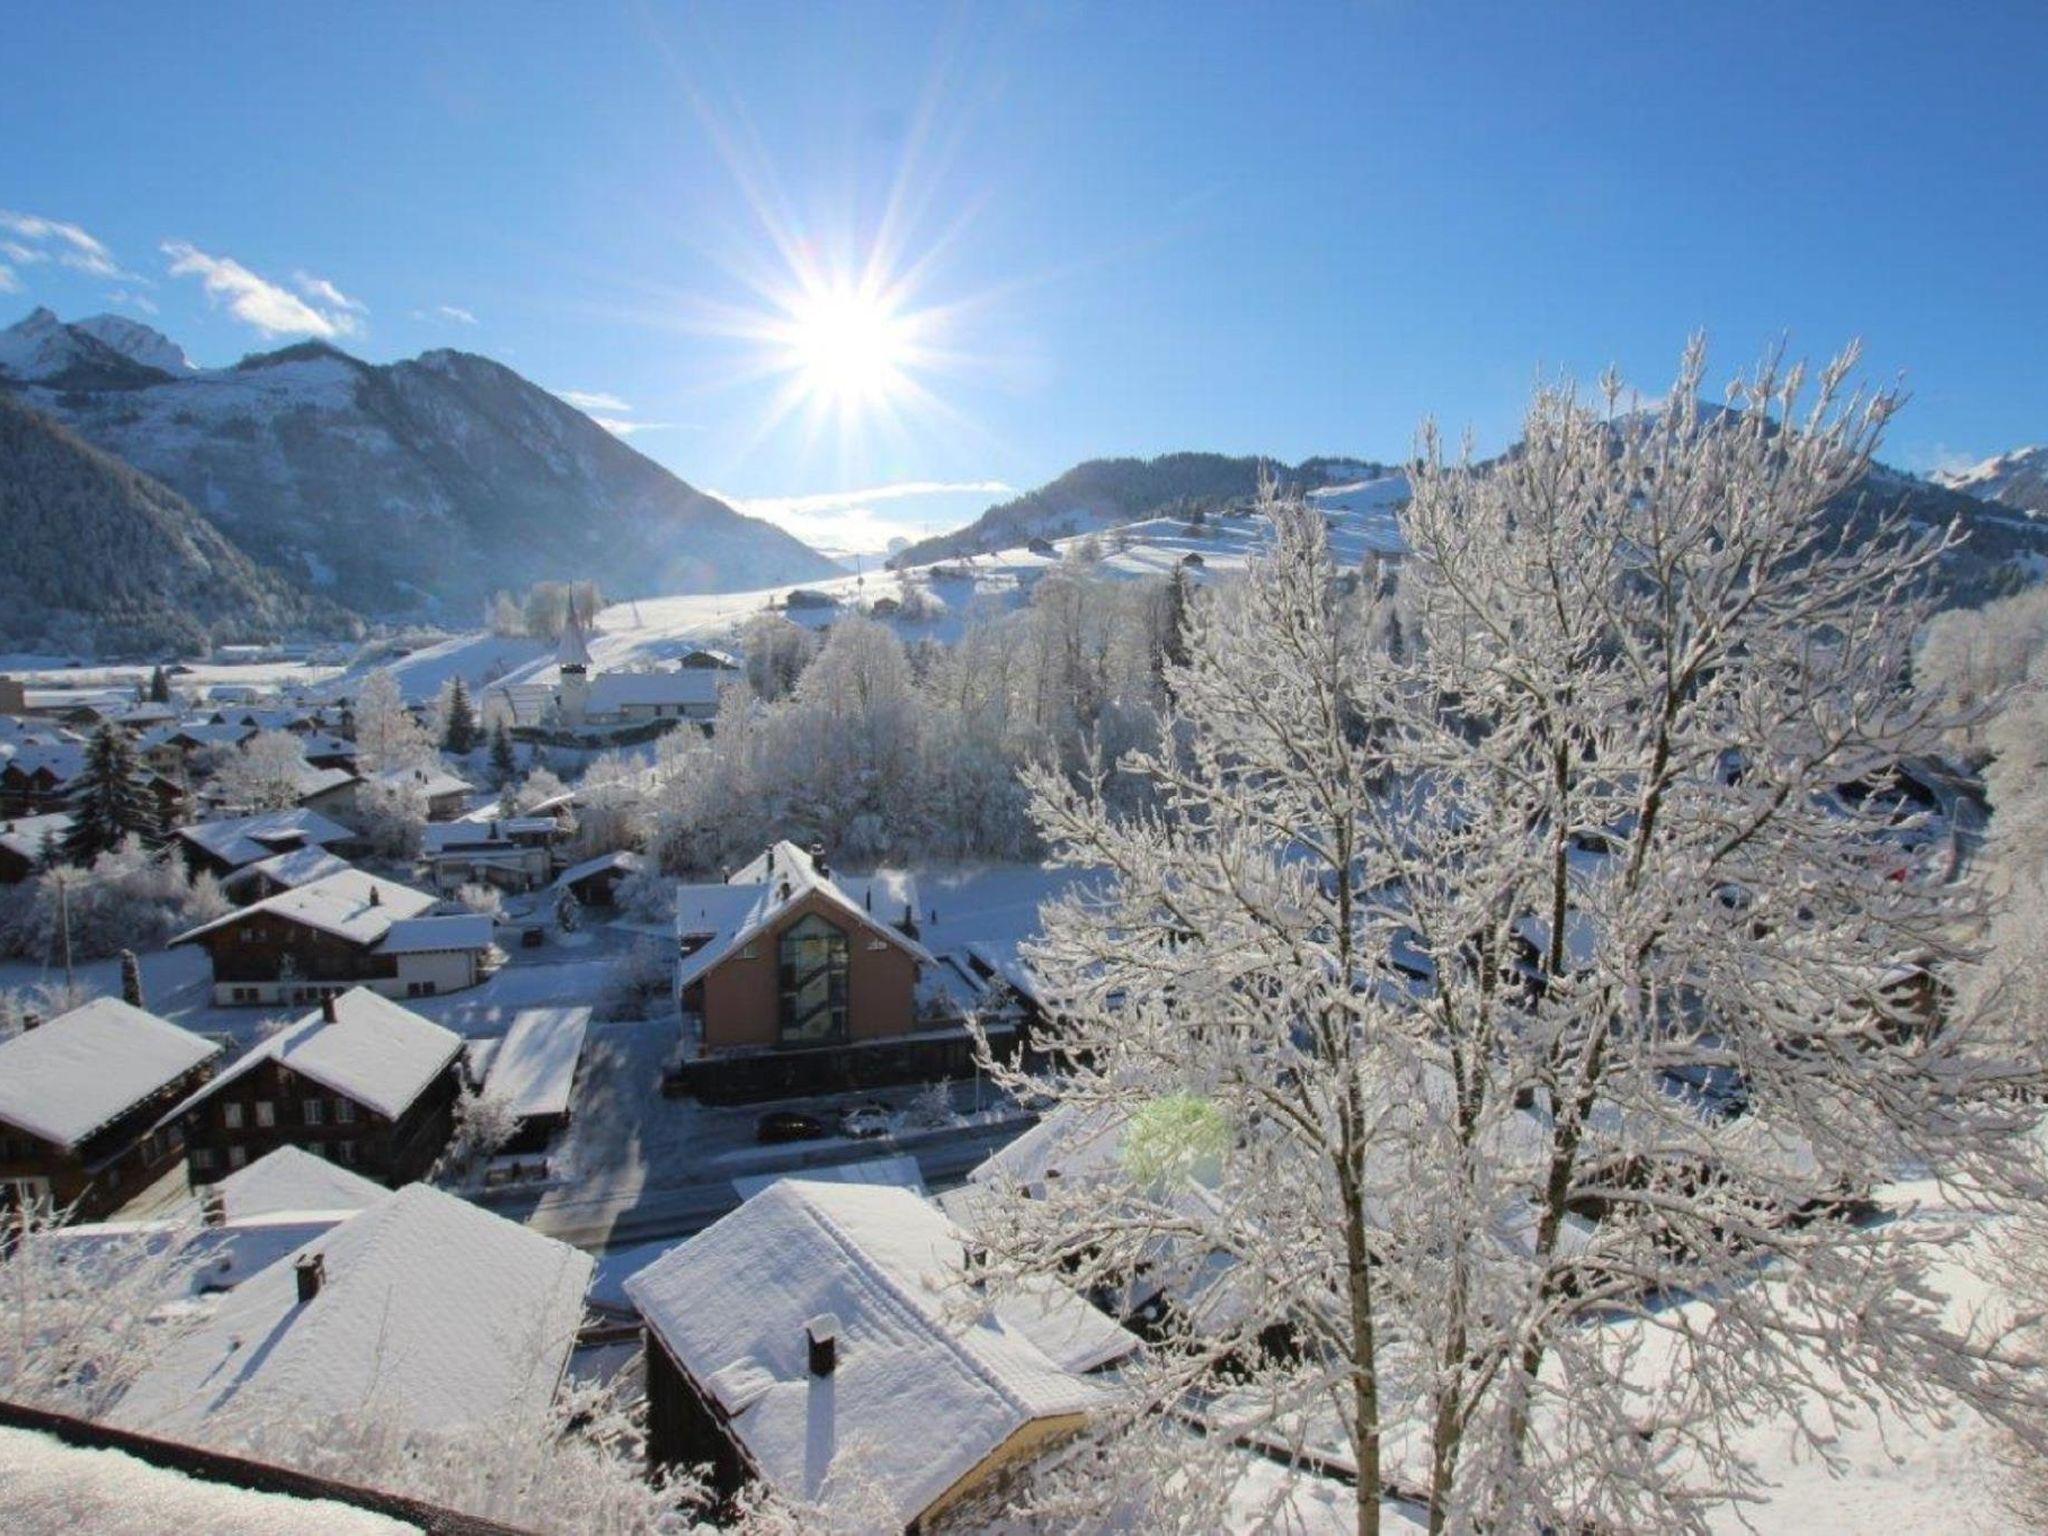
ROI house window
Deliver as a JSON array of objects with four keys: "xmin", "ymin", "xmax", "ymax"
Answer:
[
  {"xmin": 778, "ymin": 914, "xmax": 849, "ymax": 1046},
  {"xmin": 227, "ymin": 1146, "xmax": 248, "ymax": 1170},
  {"xmin": 190, "ymin": 1148, "xmax": 215, "ymax": 1174},
  {"xmin": 222, "ymin": 1103, "xmax": 244, "ymax": 1130},
  {"xmin": 255, "ymin": 1101, "xmax": 276, "ymax": 1128},
  {"xmin": 303, "ymin": 1099, "xmax": 325, "ymax": 1126},
  {"xmin": 334, "ymin": 1141, "xmax": 357, "ymax": 1165},
  {"xmin": 335, "ymin": 1099, "xmax": 357, "ymax": 1124}
]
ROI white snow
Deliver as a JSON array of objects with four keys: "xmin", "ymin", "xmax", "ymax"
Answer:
[
  {"xmin": 0, "ymin": 998, "xmax": 218, "ymax": 1150},
  {"xmin": 730, "ymin": 1151, "xmax": 927, "ymax": 1203},
  {"xmin": 0, "ymin": 1425, "xmax": 419, "ymax": 1536},
  {"xmin": 174, "ymin": 808, "xmax": 354, "ymax": 871},
  {"xmin": 482, "ymin": 1006, "xmax": 592, "ymax": 1123},
  {"xmin": 110, "ymin": 1184, "xmax": 595, "ymax": 1443},
  {"xmin": 209, "ymin": 1144, "xmax": 386, "ymax": 1221},
  {"xmin": 624, "ymin": 1178, "xmax": 1137, "ymax": 1527},
  {"xmin": 181, "ymin": 988, "xmax": 461, "ymax": 1122},
  {"xmin": 173, "ymin": 867, "xmax": 438, "ymax": 950}
]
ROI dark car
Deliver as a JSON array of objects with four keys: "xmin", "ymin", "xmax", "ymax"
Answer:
[
  {"xmin": 519, "ymin": 925, "xmax": 546, "ymax": 949},
  {"xmin": 755, "ymin": 1111, "xmax": 830, "ymax": 1144}
]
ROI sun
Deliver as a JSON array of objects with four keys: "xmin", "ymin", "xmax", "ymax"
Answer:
[{"xmin": 776, "ymin": 281, "xmax": 914, "ymax": 409}]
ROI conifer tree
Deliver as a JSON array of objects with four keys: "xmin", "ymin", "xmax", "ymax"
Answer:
[
  {"xmin": 443, "ymin": 676, "xmax": 479, "ymax": 754},
  {"xmin": 489, "ymin": 719, "xmax": 517, "ymax": 785},
  {"xmin": 63, "ymin": 726, "xmax": 157, "ymax": 863},
  {"xmin": 119, "ymin": 948, "xmax": 144, "ymax": 1009},
  {"xmin": 148, "ymin": 665, "xmax": 171, "ymax": 704}
]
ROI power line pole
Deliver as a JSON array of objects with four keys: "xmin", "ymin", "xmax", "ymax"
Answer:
[{"xmin": 55, "ymin": 869, "xmax": 74, "ymax": 992}]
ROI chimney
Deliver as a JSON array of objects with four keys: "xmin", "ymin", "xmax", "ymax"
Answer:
[
  {"xmin": 21, "ymin": 1011, "xmax": 40, "ymax": 1032},
  {"xmin": 368, "ymin": 886, "xmax": 381, "ymax": 907},
  {"xmin": 200, "ymin": 1187, "xmax": 227, "ymax": 1229},
  {"xmin": 295, "ymin": 1253, "xmax": 325, "ymax": 1304},
  {"xmin": 806, "ymin": 1313, "xmax": 839, "ymax": 1377},
  {"xmin": 809, "ymin": 840, "xmax": 828, "ymax": 877},
  {"xmin": 320, "ymin": 993, "xmax": 339, "ymax": 1024}
]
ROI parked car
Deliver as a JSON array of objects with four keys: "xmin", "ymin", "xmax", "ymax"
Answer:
[
  {"xmin": 839, "ymin": 1103, "xmax": 894, "ymax": 1140},
  {"xmin": 519, "ymin": 925, "xmax": 546, "ymax": 948},
  {"xmin": 756, "ymin": 1111, "xmax": 830, "ymax": 1144}
]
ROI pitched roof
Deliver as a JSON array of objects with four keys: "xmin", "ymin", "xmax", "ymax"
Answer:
[
  {"xmin": 673, "ymin": 840, "xmax": 934, "ymax": 991},
  {"xmin": 482, "ymin": 1007, "xmax": 591, "ymax": 1123},
  {"xmin": 210, "ymin": 1145, "xmax": 387, "ymax": 1222},
  {"xmin": 625, "ymin": 1180, "xmax": 1135, "ymax": 1527},
  {"xmin": 179, "ymin": 988, "xmax": 462, "ymax": 1121},
  {"xmin": 375, "ymin": 913, "xmax": 495, "ymax": 955},
  {"xmin": 555, "ymin": 609, "xmax": 593, "ymax": 669},
  {"xmin": 0, "ymin": 998, "xmax": 219, "ymax": 1149},
  {"xmin": 172, "ymin": 868, "xmax": 438, "ymax": 950},
  {"xmin": 228, "ymin": 845, "xmax": 353, "ymax": 894},
  {"xmin": 367, "ymin": 765, "xmax": 472, "ymax": 801},
  {"xmin": 176, "ymin": 807, "xmax": 354, "ymax": 870},
  {"xmin": 583, "ymin": 670, "xmax": 720, "ymax": 714},
  {"xmin": 0, "ymin": 810, "xmax": 72, "ymax": 862},
  {"xmin": 110, "ymin": 1185, "xmax": 595, "ymax": 1442}
]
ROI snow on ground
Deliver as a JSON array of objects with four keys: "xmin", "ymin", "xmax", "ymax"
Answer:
[{"xmin": 0, "ymin": 1425, "xmax": 419, "ymax": 1536}]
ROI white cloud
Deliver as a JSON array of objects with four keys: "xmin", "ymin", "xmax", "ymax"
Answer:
[
  {"xmin": 592, "ymin": 416, "xmax": 689, "ymax": 438},
  {"xmin": 0, "ymin": 265, "xmax": 18, "ymax": 293},
  {"xmin": 713, "ymin": 480, "xmax": 1015, "ymax": 555},
  {"xmin": 107, "ymin": 289, "xmax": 159, "ymax": 315},
  {"xmin": 411, "ymin": 304, "xmax": 477, "ymax": 325},
  {"xmin": 0, "ymin": 211, "xmax": 134, "ymax": 279},
  {"xmin": 731, "ymin": 480, "xmax": 1016, "ymax": 519},
  {"xmin": 293, "ymin": 270, "xmax": 366, "ymax": 314},
  {"xmin": 161, "ymin": 241, "xmax": 359, "ymax": 338},
  {"xmin": 557, "ymin": 388, "xmax": 632, "ymax": 414}
]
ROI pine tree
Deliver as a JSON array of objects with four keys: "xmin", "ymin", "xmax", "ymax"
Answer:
[
  {"xmin": 63, "ymin": 726, "xmax": 157, "ymax": 864},
  {"xmin": 443, "ymin": 676, "xmax": 479, "ymax": 754},
  {"xmin": 489, "ymin": 719, "xmax": 517, "ymax": 785},
  {"xmin": 119, "ymin": 949, "xmax": 144, "ymax": 1009},
  {"xmin": 147, "ymin": 665, "xmax": 171, "ymax": 705}
]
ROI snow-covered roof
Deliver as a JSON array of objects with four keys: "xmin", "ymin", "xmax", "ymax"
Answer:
[
  {"xmin": 0, "ymin": 998, "xmax": 219, "ymax": 1150},
  {"xmin": 0, "ymin": 810, "xmax": 72, "ymax": 862},
  {"xmin": 625, "ymin": 1180, "xmax": 1136, "ymax": 1526},
  {"xmin": 175, "ymin": 806, "xmax": 353, "ymax": 869},
  {"xmin": 111, "ymin": 1184, "xmax": 595, "ymax": 1444},
  {"xmin": 731, "ymin": 1152, "xmax": 926, "ymax": 1203},
  {"xmin": 375, "ymin": 913, "xmax": 495, "ymax": 955},
  {"xmin": 367, "ymin": 764, "xmax": 471, "ymax": 801},
  {"xmin": 179, "ymin": 988, "xmax": 462, "ymax": 1121},
  {"xmin": 210, "ymin": 1144, "xmax": 387, "ymax": 1221},
  {"xmin": 420, "ymin": 817, "xmax": 557, "ymax": 855},
  {"xmin": 482, "ymin": 1007, "xmax": 591, "ymax": 1123},
  {"xmin": 556, "ymin": 848, "xmax": 641, "ymax": 888},
  {"xmin": 969, "ymin": 1101, "xmax": 1131, "ymax": 1191},
  {"xmin": 556, "ymin": 609, "xmax": 594, "ymax": 669},
  {"xmin": 227, "ymin": 844, "xmax": 352, "ymax": 893},
  {"xmin": 584, "ymin": 669, "xmax": 721, "ymax": 713},
  {"xmin": 0, "ymin": 1424, "xmax": 422, "ymax": 1536},
  {"xmin": 673, "ymin": 840, "xmax": 935, "ymax": 991},
  {"xmin": 172, "ymin": 867, "xmax": 438, "ymax": 949},
  {"xmin": 1, "ymin": 741, "xmax": 86, "ymax": 783}
]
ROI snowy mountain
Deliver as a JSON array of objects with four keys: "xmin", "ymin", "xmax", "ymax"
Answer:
[
  {"xmin": 0, "ymin": 392, "xmax": 357, "ymax": 656},
  {"xmin": 888, "ymin": 452, "xmax": 1398, "ymax": 568},
  {"xmin": 72, "ymin": 312, "xmax": 195, "ymax": 374},
  {"xmin": 1933, "ymin": 446, "xmax": 2048, "ymax": 518},
  {"xmin": 0, "ymin": 309, "xmax": 842, "ymax": 620}
]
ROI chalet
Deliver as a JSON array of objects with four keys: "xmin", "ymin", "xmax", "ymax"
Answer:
[
  {"xmin": 171, "ymin": 867, "xmax": 497, "ymax": 1006},
  {"xmin": 171, "ymin": 987, "xmax": 465, "ymax": 1184},
  {"xmin": 625, "ymin": 1180, "xmax": 1137, "ymax": 1531},
  {"xmin": 175, "ymin": 805, "xmax": 356, "ymax": 879},
  {"xmin": 367, "ymin": 763, "xmax": 473, "ymax": 821},
  {"xmin": 135, "ymin": 719, "xmax": 255, "ymax": 776},
  {"xmin": 480, "ymin": 1005, "xmax": 592, "ymax": 1153},
  {"xmin": 0, "ymin": 810, "xmax": 70, "ymax": 882},
  {"xmin": 667, "ymin": 841, "xmax": 994, "ymax": 1102},
  {"xmin": 0, "ymin": 741, "xmax": 87, "ymax": 814},
  {"xmin": 419, "ymin": 815, "xmax": 561, "ymax": 894},
  {"xmin": 110, "ymin": 1184, "xmax": 594, "ymax": 1447},
  {"xmin": 0, "ymin": 999, "xmax": 220, "ymax": 1220}
]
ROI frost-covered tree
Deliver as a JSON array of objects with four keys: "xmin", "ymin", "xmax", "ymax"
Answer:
[
  {"xmin": 63, "ymin": 726, "xmax": 157, "ymax": 862},
  {"xmin": 209, "ymin": 729, "xmax": 311, "ymax": 813},
  {"xmin": 351, "ymin": 773, "xmax": 428, "ymax": 858},
  {"xmin": 350, "ymin": 670, "xmax": 436, "ymax": 772},
  {"xmin": 976, "ymin": 342, "xmax": 2048, "ymax": 1534},
  {"xmin": 1, "ymin": 836, "xmax": 227, "ymax": 960},
  {"xmin": 742, "ymin": 610, "xmax": 822, "ymax": 701}
]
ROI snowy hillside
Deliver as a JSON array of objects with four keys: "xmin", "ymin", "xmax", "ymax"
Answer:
[
  {"xmin": 1934, "ymin": 445, "xmax": 2048, "ymax": 518},
  {"xmin": 0, "ymin": 308, "xmax": 842, "ymax": 622}
]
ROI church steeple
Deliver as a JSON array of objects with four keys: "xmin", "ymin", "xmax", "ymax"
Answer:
[{"xmin": 557, "ymin": 603, "xmax": 593, "ymax": 673}]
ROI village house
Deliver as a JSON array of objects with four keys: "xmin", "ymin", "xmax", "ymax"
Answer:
[
  {"xmin": 171, "ymin": 866, "xmax": 497, "ymax": 1006},
  {"xmin": 175, "ymin": 805, "xmax": 357, "ymax": 880},
  {"xmin": 170, "ymin": 987, "xmax": 465, "ymax": 1184},
  {"xmin": 625, "ymin": 1179, "xmax": 1138, "ymax": 1532},
  {"xmin": 665, "ymin": 840, "xmax": 1012, "ymax": 1102},
  {"xmin": 219, "ymin": 844, "xmax": 356, "ymax": 904},
  {"xmin": 418, "ymin": 815, "xmax": 562, "ymax": 894},
  {"xmin": 109, "ymin": 1184, "xmax": 594, "ymax": 1450},
  {"xmin": 489, "ymin": 611, "xmax": 738, "ymax": 741},
  {"xmin": 0, "ymin": 999, "xmax": 221, "ymax": 1219},
  {"xmin": 478, "ymin": 1005, "xmax": 593, "ymax": 1154},
  {"xmin": 366, "ymin": 763, "xmax": 473, "ymax": 821},
  {"xmin": 0, "ymin": 810, "xmax": 71, "ymax": 882}
]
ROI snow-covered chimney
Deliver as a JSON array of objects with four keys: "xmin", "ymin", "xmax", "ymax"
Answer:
[
  {"xmin": 368, "ymin": 886, "xmax": 381, "ymax": 907},
  {"xmin": 20, "ymin": 1012, "xmax": 40, "ymax": 1032},
  {"xmin": 809, "ymin": 841, "xmax": 829, "ymax": 878},
  {"xmin": 295, "ymin": 1253, "xmax": 326, "ymax": 1304},
  {"xmin": 200, "ymin": 1187, "xmax": 227, "ymax": 1229},
  {"xmin": 806, "ymin": 1313, "xmax": 839, "ymax": 1377}
]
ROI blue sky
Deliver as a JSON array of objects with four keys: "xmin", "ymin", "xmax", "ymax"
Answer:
[{"xmin": 4, "ymin": 1, "xmax": 2045, "ymax": 553}]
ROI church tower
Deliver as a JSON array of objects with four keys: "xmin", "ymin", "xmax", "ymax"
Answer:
[{"xmin": 556, "ymin": 602, "xmax": 593, "ymax": 726}]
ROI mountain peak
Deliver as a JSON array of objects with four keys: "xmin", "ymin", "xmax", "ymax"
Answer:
[
  {"xmin": 73, "ymin": 312, "xmax": 194, "ymax": 374},
  {"xmin": 1932, "ymin": 444, "xmax": 2048, "ymax": 518},
  {"xmin": 0, "ymin": 305, "xmax": 177, "ymax": 386}
]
